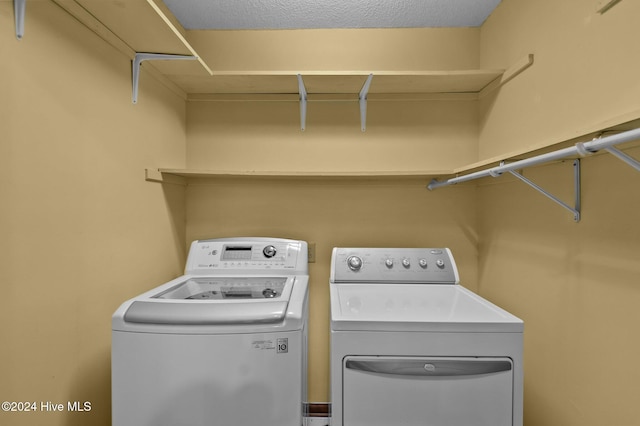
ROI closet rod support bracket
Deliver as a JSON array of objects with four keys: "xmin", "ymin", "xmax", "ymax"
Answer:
[
  {"xmin": 604, "ymin": 146, "xmax": 640, "ymax": 172},
  {"xmin": 14, "ymin": 0, "xmax": 25, "ymax": 40},
  {"xmin": 132, "ymin": 53, "xmax": 197, "ymax": 104},
  {"xmin": 508, "ymin": 159, "xmax": 581, "ymax": 222}
]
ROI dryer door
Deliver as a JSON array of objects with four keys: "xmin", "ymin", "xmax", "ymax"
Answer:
[{"xmin": 343, "ymin": 356, "xmax": 514, "ymax": 426}]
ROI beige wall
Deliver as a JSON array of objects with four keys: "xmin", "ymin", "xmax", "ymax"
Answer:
[
  {"xmin": 186, "ymin": 97, "xmax": 479, "ymax": 172},
  {"xmin": 188, "ymin": 27, "xmax": 480, "ymax": 72},
  {"xmin": 477, "ymin": 146, "xmax": 640, "ymax": 425},
  {"xmin": 479, "ymin": 0, "xmax": 640, "ymax": 160},
  {"xmin": 476, "ymin": 1, "xmax": 640, "ymax": 424},
  {"xmin": 3, "ymin": 0, "xmax": 640, "ymax": 425},
  {"xmin": 1, "ymin": 2, "xmax": 187, "ymax": 425},
  {"xmin": 185, "ymin": 26, "xmax": 483, "ymax": 173}
]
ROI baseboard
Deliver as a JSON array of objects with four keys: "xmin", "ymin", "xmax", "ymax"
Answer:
[{"xmin": 304, "ymin": 402, "xmax": 331, "ymax": 425}]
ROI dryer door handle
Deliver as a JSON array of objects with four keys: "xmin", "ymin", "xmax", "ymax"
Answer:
[{"xmin": 345, "ymin": 358, "xmax": 512, "ymax": 377}]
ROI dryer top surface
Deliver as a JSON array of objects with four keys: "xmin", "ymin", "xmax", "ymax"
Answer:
[{"xmin": 330, "ymin": 283, "xmax": 523, "ymax": 332}]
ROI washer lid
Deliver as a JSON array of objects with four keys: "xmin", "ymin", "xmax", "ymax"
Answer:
[
  {"xmin": 154, "ymin": 277, "xmax": 289, "ymax": 300},
  {"xmin": 330, "ymin": 284, "xmax": 523, "ymax": 332},
  {"xmin": 123, "ymin": 277, "xmax": 293, "ymax": 325},
  {"xmin": 124, "ymin": 299, "xmax": 289, "ymax": 325}
]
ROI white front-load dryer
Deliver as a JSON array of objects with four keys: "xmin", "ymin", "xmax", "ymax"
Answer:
[
  {"xmin": 329, "ymin": 247, "xmax": 524, "ymax": 426},
  {"xmin": 112, "ymin": 238, "xmax": 309, "ymax": 426}
]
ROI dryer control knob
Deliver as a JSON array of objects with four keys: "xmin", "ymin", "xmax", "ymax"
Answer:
[
  {"xmin": 402, "ymin": 258, "xmax": 411, "ymax": 268},
  {"xmin": 419, "ymin": 258, "xmax": 428, "ymax": 268},
  {"xmin": 436, "ymin": 259, "xmax": 445, "ymax": 268},
  {"xmin": 347, "ymin": 256, "xmax": 363, "ymax": 271},
  {"xmin": 263, "ymin": 245, "xmax": 277, "ymax": 258},
  {"xmin": 385, "ymin": 258, "xmax": 394, "ymax": 268}
]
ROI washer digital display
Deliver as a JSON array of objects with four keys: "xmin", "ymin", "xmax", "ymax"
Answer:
[{"xmin": 221, "ymin": 245, "xmax": 253, "ymax": 260}]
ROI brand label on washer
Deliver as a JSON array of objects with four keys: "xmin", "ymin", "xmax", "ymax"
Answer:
[
  {"xmin": 251, "ymin": 338, "xmax": 288, "ymax": 353},
  {"xmin": 277, "ymin": 338, "xmax": 289, "ymax": 354},
  {"xmin": 252, "ymin": 339, "xmax": 275, "ymax": 350}
]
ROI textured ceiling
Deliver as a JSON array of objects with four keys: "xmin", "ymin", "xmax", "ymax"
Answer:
[{"xmin": 163, "ymin": 0, "xmax": 503, "ymax": 30}]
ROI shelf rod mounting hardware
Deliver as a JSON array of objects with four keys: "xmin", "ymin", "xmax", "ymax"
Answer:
[
  {"xmin": 132, "ymin": 53, "xmax": 197, "ymax": 104},
  {"xmin": 604, "ymin": 146, "xmax": 640, "ymax": 172},
  {"xmin": 428, "ymin": 127, "xmax": 640, "ymax": 190},
  {"xmin": 359, "ymin": 74, "xmax": 374, "ymax": 132},
  {"xmin": 427, "ymin": 126, "xmax": 640, "ymax": 221},
  {"xmin": 506, "ymin": 159, "xmax": 581, "ymax": 222},
  {"xmin": 596, "ymin": 0, "xmax": 623, "ymax": 14},
  {"xmin": 14, "ymin": 0, "xmax": 25, "ymax": 40},
  {"xmin": 297, "ymin": 74, "xmax": 308, "ymax": 131}
]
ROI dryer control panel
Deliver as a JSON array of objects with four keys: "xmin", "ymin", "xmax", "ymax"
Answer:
[
  {"xmin": 185, "ymin": 238, "xmax": 308, "ymax": 275},
  {"xmin": 331, "ymin": 247, "xmax": 459, "ymax": 284}
]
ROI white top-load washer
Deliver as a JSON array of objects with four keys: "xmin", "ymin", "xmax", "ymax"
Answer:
[
  {"xmin": 330, "ymin": 247, "xmax": 523, "ymax": 426},
  {"xmin": 112, "ymin": 237, "xmax": 308, "ymax": 426}
]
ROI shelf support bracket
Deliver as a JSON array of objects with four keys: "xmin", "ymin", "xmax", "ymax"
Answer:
[
  {"xmin": 359, "ymin": 74, "xmax": 373, "ymax": 132},
  {"xmin": 596, "ymin": 0, "xmax": 623, "ymax": 14},
  {"xmin": 132, "ymin": 53, "xmax": 197, "ymax": 104},
  {"xmin": 506, "ymin": 159, "xmax": 581, "ymax": 222},
  {"xmin": 604, "ymin": 146, "xmax": 640, "ymax": 172},
  {"xmin": 297, "ymin": 74, "xmax": 307, "ymax": 131},
  {"xmin": 14, "ymin": 0, "xmax": 25, "ymax": 40}
]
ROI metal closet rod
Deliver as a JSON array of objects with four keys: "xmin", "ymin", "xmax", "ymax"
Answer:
[{"xmin": 428, "ymin": 126, "xmax": 640, "ymax": 190}]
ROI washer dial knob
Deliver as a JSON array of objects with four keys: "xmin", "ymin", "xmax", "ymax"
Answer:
[
  {"xmin": 402, "ymin": 258, "xmax": 411, "ymax": 268},
  {"xmin": 262, "ymin": 288, "xmax": 277, "ymax": 298},
  {"xmin": 419, "ymin": 258, "xmax": 428, "ymax": 268},
  {"xmin": 385, "ymin": 258, "xmax": 394, "ymax": 268},
  {"xmin": 436, "ymin": 259, "xmax": 445, "ymax": 268},
  {"xmin": 347, "ymin": 255, "xmax": 363, "ymax": 271},
  {"xmin": 263, "ymin": 245, "xmax": 277, "ymax": 258}
]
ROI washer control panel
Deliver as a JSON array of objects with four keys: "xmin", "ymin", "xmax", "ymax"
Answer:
[
  {"xmin": 331, "ymin": 247, "xmax": 459, "ymax": 284},
  {"xmin": 185, "ymin": 238, "xmax": 308, "ymax": 274}
]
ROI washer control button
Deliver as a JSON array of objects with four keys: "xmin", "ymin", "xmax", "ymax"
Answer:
[
  {"xmin": 263, "ymin": 245, "xmax": 277, "ymax": 258},
  {"xmin": 385, "ymin": 258, "xmax": 394, "ymax": 268},
  {"xmin": 419, "ymin": 258, "xmax": 428, "ymax": 268},
  {"xmin": 436, "ymin": 259, "xmax": 445, "ymax": 268},
  {"xmin": 402, "ymin": 258, "xmax": 411, "ymax": 268},
  {"xmin": 347, "ymin": 256, "xmax": 363, "ymax": 271}
]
